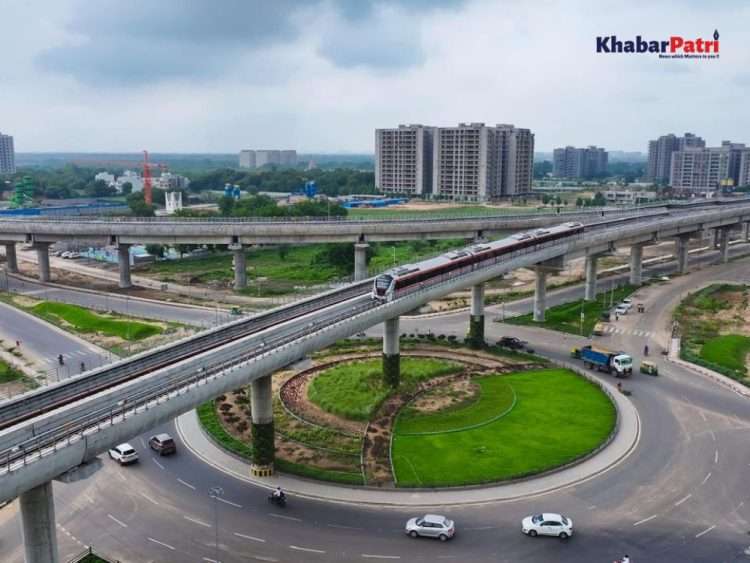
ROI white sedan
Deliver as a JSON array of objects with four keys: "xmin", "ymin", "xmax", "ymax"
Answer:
[
  {"xmin": 108, "ymin": 443, "xmax": 139, "ymax": 465},
  {"xmin": 522, "ymin": 513, "xmax": 573, "ymax": 539}
]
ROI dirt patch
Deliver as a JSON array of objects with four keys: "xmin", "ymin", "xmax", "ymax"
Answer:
[{"xmin": 410, "ymin": 378, "xmax": 480, "ymax": 414}]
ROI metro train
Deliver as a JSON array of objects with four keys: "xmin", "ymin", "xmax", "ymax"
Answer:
[{"xmin": 372, "ymin": 222, "xmax": 584, "ymax": 301}]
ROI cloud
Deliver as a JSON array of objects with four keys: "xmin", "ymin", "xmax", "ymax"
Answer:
[{"xmin": 36, "ymin": 0, "xmax": 465, "ymax": 84}]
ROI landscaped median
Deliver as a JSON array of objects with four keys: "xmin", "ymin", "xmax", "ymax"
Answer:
[
  {"xmin": 675, "ymin": 283, "xmax": 750, "ymax": 385},
  {"xmin": 503, "ymin": 284, "xmax": 636, "ymax": 336}
]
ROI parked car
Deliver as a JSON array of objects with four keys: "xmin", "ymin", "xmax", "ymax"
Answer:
[
  {"xmin": 108, "ymin": 443, "xmax": 139, "ymax": 465},
  {"xmin": 522, "ymin": 513, "xmax": 573, "ymax": 539},
  {"xmin": 148, "ymin": 433, "xmax": 177, "ymax": 456},
  {"xmin": 405, "ymin": 514, "xmax": 456, "ymax": 541},
  {"xmin": 61, "ymin": 251, "xmax": 72, "ymax": 259},
  {"xmin": 615, "ymin": 304, "xmax": 629, "ymax": 315},
  {"xmin": 497, "ymin": 336, "xmax": 527, "ymax": 350}
]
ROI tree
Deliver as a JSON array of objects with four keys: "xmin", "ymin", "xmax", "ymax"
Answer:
[
  {"xmin": 592, "ymin": 192, "xmax": 606, "ymax": 206},
  {"xmin": 86, "ymin": 179, "xmax": 116, "ymax": 197},
  {"xmin": 126, "ymin": 192, "xmax": 155, "ymax": 217},
  {"xmin": 312, "ymin": 243, "xmax": 373, "ymax": 275},
  {"xmin": 145, "ymin": 244, "xmax": 165, "ymax": 258},
  {"xmin": 120, "ymin": 181, "xmax": 133, "ymax": 195},
  {"xmin": 218, "ymin": 196, "xmax": 235, "ymax": 216}
]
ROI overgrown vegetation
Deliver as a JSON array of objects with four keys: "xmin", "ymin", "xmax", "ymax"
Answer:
[{"xmin": 0, "ymin": 360, "xmax": 25, "ymax": 383}]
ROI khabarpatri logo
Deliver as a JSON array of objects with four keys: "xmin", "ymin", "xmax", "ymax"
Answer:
[{"xmin": 596, "ymin": 30, "xmax": 720, "ymax": 59}]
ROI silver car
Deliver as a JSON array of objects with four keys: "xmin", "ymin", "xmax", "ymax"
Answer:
[{"xmin": 405, "ymin": 514, "xmax": 456, "ymax": 541}]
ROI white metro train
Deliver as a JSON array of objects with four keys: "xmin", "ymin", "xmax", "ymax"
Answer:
[{"xmin": 372, "ymin": 222, "xmax": 584, "ymax": 301}]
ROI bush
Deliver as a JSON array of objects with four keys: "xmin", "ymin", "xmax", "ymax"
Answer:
[{"xmin": 219, "ymin": 403, "xmax": 232, "ymax": 412}]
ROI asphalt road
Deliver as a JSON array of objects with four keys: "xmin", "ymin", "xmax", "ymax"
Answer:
[{"xmin": 1, "ymin": 249, "xmax": 750, "ymax": 562}]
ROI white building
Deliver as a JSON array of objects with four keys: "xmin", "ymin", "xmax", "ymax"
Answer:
[
  {"xmin": 154, "ymin": 172, "xmax": 190, "ymax": 191},
  {"xmin": 165, "ymin": 191, "xmax": 183, "ymax": 214},
  {"xmin": 115, "ymin": 170, "xmax": 144, "ymax": 193},
  {"xmin": 0, "ymin": 132, "xmax": 16, "ymax": 175},
  {"xmin": 94, "ymin": 172, "xmax": 116, "ymax": 186},
  {"xmin": 238, "ymin": 149, "xmax": 297, "ymax": 169},
  {"xmin": 239, "ymin": 150, "xmax": 256, "ymax": 169},
  {"xmin": 604, "ymin": 190, "xmax": 657, "ymax": 205}
]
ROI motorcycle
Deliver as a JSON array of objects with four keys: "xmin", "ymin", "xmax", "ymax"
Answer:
[{"xmin": 268, "ymin": 493, "xmax": 287, "ymax": 507}]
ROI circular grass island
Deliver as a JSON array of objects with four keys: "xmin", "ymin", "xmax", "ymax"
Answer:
[{"xmin": 200, "ymin": 338, "xmax": 617, "ymax": 488}]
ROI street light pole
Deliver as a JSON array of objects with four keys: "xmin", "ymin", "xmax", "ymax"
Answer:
[{"xmin": 209, "ymin": 486, "xmax": 224, "ymax": 562}]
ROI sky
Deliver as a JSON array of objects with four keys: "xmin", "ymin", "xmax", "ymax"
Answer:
[{"xmin": 1, "ymin": 0, "xmax": 748, "ymax": 154}]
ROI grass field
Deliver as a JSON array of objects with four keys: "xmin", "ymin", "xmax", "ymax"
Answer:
[
  {"xmin": 0, "ymin": 360, "xmax": 24, "ymax": 383},
  {"xmin": 32, "ymin": 302, "xmax": 162, "ymax": 341},
  {"xmin": 308, "ymin": 357, "xmax": 463, "ymax": 421},
  {"xmin": 700, "ymin": 335, "xmax": 750, "ymax": 375},
  {"xmin": 391, "ymin": 369, "xmax": 615, "ymax": 487},
  {"xmin": 505, "ymin": 284, "xmax": 635, "ymax": 336}
]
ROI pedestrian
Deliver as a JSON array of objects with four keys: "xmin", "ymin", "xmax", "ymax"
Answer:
[
  {"xmin": 15, "ymin": 340, "xmax": 20, "ymax": 347},
  {"xmin": 615, "ymin": 313, "xmax": 619, "ymax": 321}
]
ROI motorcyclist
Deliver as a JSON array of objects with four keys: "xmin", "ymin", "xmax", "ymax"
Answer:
[
  {"xmin": 80, "ymin": 362, "xmax": 86, "ymax": 372},
  {"xmin": 58, "ymin": 354, "xmax": 64, "ymax": 366},
  {"xmin": 644, "ymin": 344, "xmax": 649, "ymax": 356},
  {"xmin": 622, "ymin": 555, "xmax": 630, "ymax": 563},
  {"xmin": 272, "ymin": 486, "xmax": 285, "ymax": 500}
]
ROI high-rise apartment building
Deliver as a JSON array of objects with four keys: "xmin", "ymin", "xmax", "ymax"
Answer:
[
  {"xmin": 552, "ymin": 146, "xmax": 608, "ymax": 178},
  {"xmin": 738, "ymin": 150, "xmax": 750, "ymax": 187},
  {"xmin": 0, "ymin": 132, "xmax": 16, "ymax": 175},
  {"xmin": 375, "ymin": 124, "xmax": 435, "ymax": 196},
  {"xmin": 670, "ymin": 141, "xmax": 746, "ymax": 192},
  {"xmin": 646, "ymin": 132, "xmax": 704, "ymax": 182},
  {"xmin": 375, "ymin": 122, "xmax": 533, "ymax": 201},
  {"xmin": 238, "ymin": 149, "xmax": 297, "ymax": 169}
]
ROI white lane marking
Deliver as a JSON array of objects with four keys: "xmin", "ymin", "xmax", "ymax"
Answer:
[
  {"xmin": 702, "ymin": 472, "xmax": 712, "ymax": 485},
  {"xmin": 217, "ymin": 497, "xmax": 242, "ymax": 508},
  {"xmin": 234, "ymin": 532, "xmax": 266, "ymax": 543},
  {"xmin": 709, "ymin": 431, "xmax": 716, "ymax": 442},
  {"xmin": 699, "ymin": 411, "xmax": 707, "ymax": 422},
  {"xmin": 251, "ymin": 556, "xmax": 278, "ymax": 562},
  {"xmin": 587, "ymin": 505, "xmax": 597, "ymax": 510},
  {"xmin": 177, "ymin": 478, "xmax": 196, "ymax": 490},
  {"xmin": 139, "ymin": 491, "xmax": 160, "ymax": 505},
  {"xmin": 114, "ymin": 471, "xmax": 127, "ymax": 482},
  {"xmin": 362, "ymin": 555, "xmax": 401, "ymax": 560},
  {"xmin": 327, "ymin": 523, "xmax": 364, "ymax": 530},
  {"xmin": 633, "ymin": 515, "xmax": 658, "ymax": 526},
  {"xmin": 107, "ymin": 514, "xmax": 127, "ymax": 528},
  {"xmin": 153, "ymin": 458, "xmax": 165, "ymax": 470},
  {"xmin": 268, "ymin": 513, "xmax": 301, "ymax": 522},
  {"xmin": 147, "ymin": 537, "xmax": 176, "ymax": 550},
  {"xmin": 675, "ymin": 494, "xmax": 692, "ymax": 507},
  {"xmin": 465, "ymin": 525, "xmax": 496, "ymax": 530},
  {"xmin": 202, "ymin": 558, "xmax": 220, "ymax": 563},
  {"xmin": 714, "ymin": 449, "xmax": 719, "ymax": 464},
  {"xmin": 84, "ymin": 493, "xmax": 95, "ymax": 504},
  {"xmin": 695, "ymin": 525, "xmax": 716, "ymax": 538},
  {"xmin": 139, "ymin": 437, "xmax": 146, "ymax": 448},
  {"xmin": 290, "ymin": 545, "xmax": 326, "ymax": 554},
  {"xmin": 184, "ymin": 515, "xmax": 211, "ymax": 528}
]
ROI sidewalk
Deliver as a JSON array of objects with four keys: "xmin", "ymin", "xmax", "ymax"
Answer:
[{"xmin": 175, "ymin": 373, "xmax": 640, "ymax": 507}]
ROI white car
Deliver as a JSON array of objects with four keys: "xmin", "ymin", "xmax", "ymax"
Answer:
[
  {"xmin": 405, "ymin": 514, "xmax": 456, "ymax": 541},
  {"xmin": 615, "ymin": 304, "xmax": 629, "ymax": 315},
  {"xmin": 108, "ymin": 443, "xmax": 139, "ymax": 465},
  {"xmin": 522, "ymin": 513, "xmax": 573, "ymax": 539}
]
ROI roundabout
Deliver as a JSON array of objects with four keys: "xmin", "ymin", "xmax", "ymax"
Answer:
[{"xmin": 195, "ymin": 341, "xmax": 621, "ymax": 491}]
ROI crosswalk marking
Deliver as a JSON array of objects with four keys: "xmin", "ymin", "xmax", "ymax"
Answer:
[{"xmin": 603, "ymin": 325, "xmax": 653, "ymax": 338}]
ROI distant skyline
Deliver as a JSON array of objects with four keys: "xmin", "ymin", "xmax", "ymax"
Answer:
[{"xmin": 1, "ymin": 1, "xmax": 748, "ymax": 154}]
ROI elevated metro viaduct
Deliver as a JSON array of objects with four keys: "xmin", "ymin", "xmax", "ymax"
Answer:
[
  {"xmin": 0, "ymin": 203, "xmax": 729, "ymax": 290},
  {"xmin": 2, "ymin": 204, "xmax": 750, "ymax": 562}
]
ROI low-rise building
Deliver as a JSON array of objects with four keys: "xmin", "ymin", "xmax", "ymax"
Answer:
[{"xmin": 604, "ymin": 190, "xmax": 657, "ymax": 205}]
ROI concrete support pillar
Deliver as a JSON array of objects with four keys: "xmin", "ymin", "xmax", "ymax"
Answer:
[
  {"xmin": 467, "ymin": 283, "xmax": 485, "ymax": 349},
  {"xmin": 34, "ymin": 242, "xmax": 51, "ymax": 282},
  {"xmin": 117, "ymin": 243, "xmax": 132, "ymax": 289},
  {"xmin": 533, "ymin": 266, "xmax": 547, "ymax": 322},
  {"xmin": 675, "ymin": 235, "xmax": 690, "ymax": 275},
  {"xmin": 354, "ymin": 243, "xmax": 369, "ymax": 282},
  {"xmin": 629, "ymin": 244, "xmax": 643, "ymax": 286},
  {"xmin": 4, "ymin": 242, "xmax": 18, "ymax": 273},
  {"xmin": 19, "ymin": 481, "xmax": 60, "ymax": 563},
  {"xmin": 232, "ymin": 245, "xmax": 247, "ymax": 290},
  {"xmin": 250, "ymin": 374, "xmax": 274, "ymax": 475},
  {"xmin": 718, "ymin": 228, "xmax": 730, "ymax": 263},
  {"xmin": 383, "ymin": 316, "xmax": 400, "ymax": 387},
  {"xmin": 584, "ymin": 254, "xmax": 598, "ymax": 301}
]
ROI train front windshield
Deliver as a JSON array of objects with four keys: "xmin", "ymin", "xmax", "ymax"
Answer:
[{"xmin": 374, "ymin": 275, "xmax": 393, "ymax": 298}]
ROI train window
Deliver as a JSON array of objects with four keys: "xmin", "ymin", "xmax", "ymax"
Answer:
[{"xmin": 375, "ymin": 276, "xmax": 393, "ymax": 290}]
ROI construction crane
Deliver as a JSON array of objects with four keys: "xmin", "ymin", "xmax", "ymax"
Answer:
[{"xmin": 142, "ymin": 151, "xmax": 168, "ymax": 206}]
